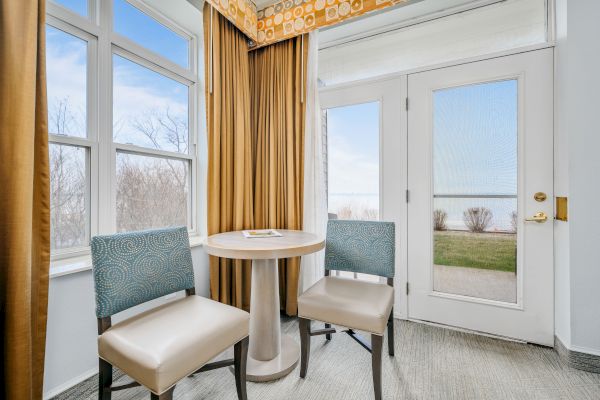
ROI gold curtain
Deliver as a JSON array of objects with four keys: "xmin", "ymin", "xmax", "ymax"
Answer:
[
  {"xmin": 0, "ymin": 1, "xmax": 51, "ymax": 399},
  {"xmin": 204, "ymin": 5, "xmax": 308, "ymax": 315},
  {"xmin": 204, "ymin": 5, "xmax": 255, "ymax": 311},
  {"xmin": 250, "ymin": 36, "xmax": 308, "ymax": 315}
]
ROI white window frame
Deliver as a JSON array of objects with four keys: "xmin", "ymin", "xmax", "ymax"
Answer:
[{"xmin": 47, "ymin": 0, "xmax": 202, "ymax": 263}]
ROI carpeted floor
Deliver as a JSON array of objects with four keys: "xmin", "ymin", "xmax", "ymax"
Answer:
[{"xmin": 52, "ymin": 318, "xmax": 600, "ymax": 400}]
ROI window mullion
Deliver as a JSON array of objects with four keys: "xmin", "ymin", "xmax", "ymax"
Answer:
[{"xmin": 97, "ymin": 0, "xmax": 115, "ymax": 235}]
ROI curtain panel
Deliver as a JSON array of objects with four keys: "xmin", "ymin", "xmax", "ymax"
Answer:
[
  {"xmin": 204, "ymin": 5, "xmax": 255, "ymax": 311},
  {"xmin": 0, "ymin": 1, "xmax": 51, "ymax": 399},
  {"xmin": 204, "ymin": 5, "xmax": 308, "ymax": 315},
  {"xmin": 250, "ymin": 34, "xmax": 308, "ymax": 315}
]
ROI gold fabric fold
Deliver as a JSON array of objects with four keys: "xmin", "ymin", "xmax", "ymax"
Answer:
[
  {"xmin": 0, "ymin": 0, "xmax": 51, "ymax": 398},
  {"xmin": 250, "ymin": 36, "xmax": 308, "ymax": 315},
  {"xmin": 204, "ymin": 5, "xmax": 308, "ymax": 315},
  {"xmin": 204, "ymin": 5, "xmax": 254, "ymax": 311}
]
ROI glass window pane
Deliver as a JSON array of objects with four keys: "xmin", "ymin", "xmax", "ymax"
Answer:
[
  {"xmin": 52, "ymin": 0, "xmax": 88, "ymax": 17},
  {"xmin": 50, "ymin": 144, "xmax": 88, "ymax": 250},
  {"xmin": 113, "ymin": 0, "xmax": 189, "ymax": 68},
  {"xmin": 326, "ymin": 102, "xmax": 379, "ymax": 221},
  {"xmin": 113, "ymin": 55, "xmax": 189, "ymax": 153},
  {"xmin": 46, "ymin": 25, "xmax": 87, "ymax": 138},
  {"xmin": 432, "ymin": 80, "xmax": 518, "ymax": 303},
  {"xmin": 116, "ymin": 152, "xmax": 190, "ymax": 232}
]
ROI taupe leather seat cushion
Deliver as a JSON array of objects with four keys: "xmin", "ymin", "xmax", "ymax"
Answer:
[
  {"xmin": 98, "ymin": 295, "xmax": 249, "ymax": 394},
  {"xmin": 298, "ymin": 277, "xmax": 394, "ymax": 335}
]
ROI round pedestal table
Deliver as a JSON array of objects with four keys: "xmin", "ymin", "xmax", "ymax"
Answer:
[{"xmin": 204, "ymin": 230, "xmax": 325, "ymax": 382}]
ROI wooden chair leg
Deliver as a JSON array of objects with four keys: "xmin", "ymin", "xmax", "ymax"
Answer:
[
  {"xmin": 371, "ymin": 334, "xmax": 383, "ymax": 400},
  {"xmin": 299, "ymin": 318, "xmax": 311, "ymax": 378},
  {"xmin": 99, "ymin": 358, "xmax": 112, "ymax": 400},
  {"xmin": 234, "ymin": 336, "xmax": 249, "ymax": 400},
  {"xmin": 325, "ymin": 323, "xmax": 332, "ymax": 341},
  {"xmin": 150, "ymin": 386, "xmax": 175, "ymax": 400},
  {"xmin": 387, "ymin": 309, "xmax": 394, "ymax": 356}
]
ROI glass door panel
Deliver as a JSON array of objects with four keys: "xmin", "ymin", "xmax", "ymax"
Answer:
[
  {"xmin": 325, "ymin": 101, "xmax": 381, "ymax": 282},
  {"xmin": 432, "ymin": 80, "xmax": 518, "ymax": 303}
]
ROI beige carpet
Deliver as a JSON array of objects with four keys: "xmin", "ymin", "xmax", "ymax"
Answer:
[{"xmin": 52, "ymin": 318, "xmax": 600, "ymax": 400}]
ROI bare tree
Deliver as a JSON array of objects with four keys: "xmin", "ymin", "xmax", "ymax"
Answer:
[
  {"xmin": 49, "ymin": 98, "xmax": 86, "ymax": 249},
  {"xmin": 335, "ymin": 203, "xmax": 378, "ymax": 221},
  {"xmin": 510, "ymin": 211, "xmax": 518, "ymax": 233},
  {"xmin": 433, "ymin": 209, "xmax": 448, "ymax": 231},
  {"xmin": 463, "ymin": 207, "xmax": 493, "ymax": 233},
  {"xmin": 116, "ymin": 107, "xmax": 190, "ymax": 232}
]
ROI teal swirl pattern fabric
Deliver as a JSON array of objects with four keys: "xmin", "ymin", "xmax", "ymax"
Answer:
[
  {"xmin": 325, "ymin": 220, "xmax": 395, "ymax": 278},
  {"xmin": 90, "ymin": 226, "xmax": 195, "ymax": 318}
]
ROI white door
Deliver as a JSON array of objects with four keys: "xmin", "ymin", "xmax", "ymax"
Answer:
[
  {"xmin": 320, "ymin": 79, "xmax": 406, "ymax": 294},
  {"xmin": 407, "ymin": 49, "xmax": 554, "ymax": 345}
]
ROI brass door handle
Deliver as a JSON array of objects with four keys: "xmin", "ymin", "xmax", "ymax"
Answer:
[{"xmin": 525, "ymin": 212, "xmax": 548, "ymax": 223}]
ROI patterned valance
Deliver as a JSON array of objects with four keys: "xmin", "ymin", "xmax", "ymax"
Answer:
[
  {"xmin": 204, "ymin": 0, "xmax": 259, "ymax": 41},
  {"xmin": 254, "ymin": 0, "xmax": 409, "ymax": 48},
  {"xmin": 205, "ymin": 0, "xmax": 410, "ymax": 48}
]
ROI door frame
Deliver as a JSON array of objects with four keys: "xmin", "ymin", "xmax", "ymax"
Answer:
[{"xmin": 319, "ymin": 44, "xmax": 555, "ymax": 335}]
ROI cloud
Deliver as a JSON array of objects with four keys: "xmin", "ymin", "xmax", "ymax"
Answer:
[{"xmin": 328, "ymin": 133, "xmax": 378, "ymax": 195}]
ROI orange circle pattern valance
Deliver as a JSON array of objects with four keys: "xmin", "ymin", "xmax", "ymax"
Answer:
[{"xmin": 205, "ymin": 0, "xmax": 410, "ymax": 48}]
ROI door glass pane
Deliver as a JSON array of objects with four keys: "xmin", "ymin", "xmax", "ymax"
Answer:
[
  {"xmin": 325, "ymin": 101, "xmax": 380, "ymax": 282},
  {"xmin": 50, "ymin": 144, "xmax": 88, "ymax": 250},
  {"xmin": 433, "ymin": 80, "xmax": 518, "ymax": 303},
  {"xmin": 113, "ymin": 54, "xmax": 189, "ymax": 153},
  {"xmin": 326, "ymin": 102, "xmax": 379, "ymax": 221},
  {"xmin": 46, "ymin": 25, "xmax": 87, "ymax": 138},
  {"xmin": 113, "ymin": 0, "xmax": 189, "ymax": 68},
  {"xmin": 116, "ymin": 152, "xmax": 190, "ymax": 232}
]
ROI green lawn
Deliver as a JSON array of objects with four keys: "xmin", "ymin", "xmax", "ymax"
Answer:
[{"xmin": 434, "ymin": 231, "xmax": 516, "ymax": 273}]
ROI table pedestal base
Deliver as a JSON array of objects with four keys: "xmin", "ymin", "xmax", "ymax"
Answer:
[{"xmin": 246, "ymin": 334, "xmax": 300, "ymax": 382}]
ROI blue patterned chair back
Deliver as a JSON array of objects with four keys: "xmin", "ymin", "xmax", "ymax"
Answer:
[
  {"xmin": 324, "ymin": 220, "xmax": 395, "ymax": 278},
  {"xmin": 90, "ymin": 226, "xmax": 195, "ymax": 318}
]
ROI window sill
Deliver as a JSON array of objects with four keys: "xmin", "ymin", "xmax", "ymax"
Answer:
[{"xmin": 49, "ymin": 235, "xmax": 205, "ymax": 279}]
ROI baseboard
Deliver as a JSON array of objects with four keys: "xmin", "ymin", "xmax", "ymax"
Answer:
[
  {"xmin": 555, "ymin": 336, "xmax": 600, "ymax": 374},
  {"xmin": 43, "ymin": 367, "xmax": 98, "ymax": 400}
]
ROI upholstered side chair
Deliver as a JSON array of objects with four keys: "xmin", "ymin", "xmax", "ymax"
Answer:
[
  {"xmin": 90, "ymin": 227, "xmax": 250, "ymax": 400},
  {"xmin": 298, "ymin": 220, "xmax": 395, "ymax": 400}
]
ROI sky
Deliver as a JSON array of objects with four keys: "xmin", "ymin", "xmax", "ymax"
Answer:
[
  {"xmin": 53, "ymin": 0, "xmax": 189, "ymax": 69},
  {"xmin": 47, "ymin": 0, "xmax": 190, "ymax": 153},
  {"xmin": 326, "ymin": 101, "xmax": 380, "ymax": 197}
]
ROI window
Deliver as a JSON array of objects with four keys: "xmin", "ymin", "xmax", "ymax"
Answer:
[
  {"xmin": 113, "ymin": 0, "xmax": 190, "ymax": 68},
  {"xmin": 51, "ymin": 0, "xmax": 88, "ymax": 18},
  {"xmin": 46, "ymin": 0, "xmax": 199, "ymax": 260}
]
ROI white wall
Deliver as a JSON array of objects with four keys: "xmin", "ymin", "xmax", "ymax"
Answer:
[
  {"xmin": 318, "ymin": 0, "xmax": 546, "ymax": 85},
  {"xmin": 566, "ymin": 0, "xmax": 600, "ymax": 356},
  {"xmin": 553, "ymin": 0, "xmax": 570, "ymax": 348}
]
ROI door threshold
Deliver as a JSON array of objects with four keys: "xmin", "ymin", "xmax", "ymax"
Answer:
[{"xmin": 408, "ymin": 318, "xmax": 529, "ymax": 344}]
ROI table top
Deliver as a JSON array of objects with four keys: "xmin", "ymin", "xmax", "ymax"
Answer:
[{"xmin": 204, "ymin": 230, "xmax": 325, "ymax": 260}]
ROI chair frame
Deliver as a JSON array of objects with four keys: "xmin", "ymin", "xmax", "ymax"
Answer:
[
  {"xmin": 97, "ymin": 287, "xmax": 249, "ymax": 400},
  {"xmin": 299, "ymin": 271, "xmax": 394, "ymax": 400}
]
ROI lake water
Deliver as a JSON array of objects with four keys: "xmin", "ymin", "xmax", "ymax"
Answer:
[{"xmin": 329, "ymin": 193, "xmax": 517, "ymax": 232}]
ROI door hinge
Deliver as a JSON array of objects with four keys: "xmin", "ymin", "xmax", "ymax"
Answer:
[
  {"xmin": 405, "ymin": 97, "xmax": 409, "ymax": 111},
  {"xmin": 406, "ymin": 282, "xmax": 410, "ymax": 295},
  {"xmin": 406, "ymin": 189, "xmax": 410, "ymax": 203}
]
